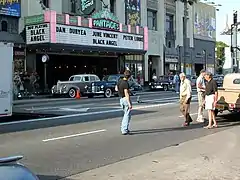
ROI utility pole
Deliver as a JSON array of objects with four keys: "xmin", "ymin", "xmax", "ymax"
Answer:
[
  {"xmin": 182, "ymin": 0, "xmax": 188, "ymax": 73},
  {"xmin": 232, "ymin": 11, "xmax": 239, "ymax": 73}
]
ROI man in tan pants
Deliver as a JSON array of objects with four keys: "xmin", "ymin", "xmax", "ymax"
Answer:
[
  {"xmin": 179, "ymin": 72, "xmax": 193, "ymax": 126},
  {"xmin": 196, "ymin": 69, "xmax": 206, "ymax": 122}
]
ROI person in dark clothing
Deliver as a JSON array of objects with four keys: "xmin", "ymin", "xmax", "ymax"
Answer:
[
  {"xmin": 117, "ymin": 70, "xmax": 132, "ymax": 135},
  {"xmin": 204, "ymin": 72, "xmax": 218, "ymax": 129}
]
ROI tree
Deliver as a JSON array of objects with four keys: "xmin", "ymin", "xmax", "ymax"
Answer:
[{"xmin": 216, "ymin": 41, "xmax": 229, "ymax": 74}]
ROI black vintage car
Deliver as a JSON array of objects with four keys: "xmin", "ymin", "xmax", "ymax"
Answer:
[
  {"xmin": 149, "ymin": 75, "xmax": 174, "ymax": 91},
  {"xmin": 86, "ymin": 74, "xmax": 143, "ymax": 98}
]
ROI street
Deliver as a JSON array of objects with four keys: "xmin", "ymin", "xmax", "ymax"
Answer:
[{"xmin": 0, "ymin": 91, "xmax": 239, "ymax": 180}]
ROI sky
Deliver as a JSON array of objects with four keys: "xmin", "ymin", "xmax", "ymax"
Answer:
[{"xmin": 214, "ymin": 0, "xmax": 240, "ymax": 45}]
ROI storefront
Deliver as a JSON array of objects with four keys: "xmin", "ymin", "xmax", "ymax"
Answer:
[{"xmin": 25, "ymin": 9, "xmax": 148, "ymax": 89}]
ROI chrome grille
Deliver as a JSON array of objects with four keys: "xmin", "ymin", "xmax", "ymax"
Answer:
[{"xmin": 91, "ymin": 86, "xmax": 100, "ymax": 92}]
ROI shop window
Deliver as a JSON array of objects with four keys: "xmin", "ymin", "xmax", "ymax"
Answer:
[
  {"xmin": 110, "ymin": 0, "xmax": 116, "ymax": 14},
  {"xmin": 166, "ymin": 14, "xmax": 174, "ymax": 34},
  {"xmin": 42, "ymin": 0, "xmax": 49, "ymax": 8},
  {"xmin": 147, "ymin": 9, "xmax": 157, "ymax": 31},
  {"xmin": 1, "ymin": 20, "xmax": 8, "ymax": 32},
  {"xmin": 167, "ymin": 41, "xmax": 171, "ymax": 48},
  {"xmin": 70, "ymin": 0, "xmax": 76, "ymax": 13}
]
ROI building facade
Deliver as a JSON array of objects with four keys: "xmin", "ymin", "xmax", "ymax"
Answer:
[
  {"xmin": 0, "ymin": 0, "xmax": 25, "ymax": 73},
  {"xmin": 21, "ymin": 0, "xmax": 216, "ymax": 86},
  {"xmin": 22, "ymin": 0, "xmax": 147, "ymax": 89}
]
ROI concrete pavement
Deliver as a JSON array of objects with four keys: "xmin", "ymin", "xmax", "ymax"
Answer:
[
  {"xmin": 68, "ymin": 125, "xmax": 240, "ymax": 180},
  {"xmin": 0, "ymin": 100, "xmax": 239, "ymax": 180}
]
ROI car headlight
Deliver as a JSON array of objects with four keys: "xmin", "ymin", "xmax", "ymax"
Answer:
[
  {"xmin": 101, "ymin": 85, "xmax": 104, "ymax": 89},
  {"xmin": 149, "ymin": 83, "xmax": 151, "ymax": 85},
  {"xmin": 85, "ymin": 85, "xmax": 88, "ymax": 89},
  {"xmin": 61, "ymin": 85, "xmax": 67, "ymax": 90}
]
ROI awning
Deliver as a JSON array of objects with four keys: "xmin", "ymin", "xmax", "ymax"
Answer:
[{"xmin": 0, "ymin": 31, "xmax": 25, "ymax": 46}]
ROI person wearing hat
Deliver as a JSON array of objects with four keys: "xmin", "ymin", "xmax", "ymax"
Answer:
[
  {"xmin": 117, "ymin": 70, "xmax": 132, "ymax": 135},
  {"xmin": 204, "ymin": 72, "xmax": 218, "ymax": 129},
  {"xmin": 179, "ymin": 72, "xmax": 193, "ymax": 126},
  {"xmin": 196, "ymin": 69, "xmax": 206, "ymax": 122}
]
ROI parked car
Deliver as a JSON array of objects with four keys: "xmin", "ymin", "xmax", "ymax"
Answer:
[
  {"xmin": 0, "ymin": 155, "xmax": 39, "ymax": 180},
  {"xmin": 186, "ymin": 75, "xmax": 197, "ymax": 87},
  {"xmin": 85, "ymin": 74, "xmax": 143, "ymax": 98},
  {"xmin": 215, "ymin": 73, "xmax": 240, "ymax": 116},
  {"xmin": 213, "ymin": 74, "xmax": 224, "ymax": 87},
  {"xmin": 149, "ymin": 75, "xmax": 174, "ymax": 91},
  {"xmin": 51, "ymin": 74, "xmax": 100, "ymax": 98}
]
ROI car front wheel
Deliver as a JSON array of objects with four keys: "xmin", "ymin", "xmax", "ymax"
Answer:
[
  {"xmin": 104, "ymin": 88, "xmax": 112, "ymax": 98},
  {"xmin": 163, "ymin": 85, "xmax": 168, "ymax": 91},
  {"xmin": 68, "ymin": 88, "xmax": 77, "ymax": 98}
]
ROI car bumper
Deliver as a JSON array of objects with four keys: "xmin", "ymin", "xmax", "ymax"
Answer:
[
  {"xmin": 150, "ymin": 85, "xmax": 163, "ymax": 89},
  {"xmin": 85, "ymin": 91, "xmax": 105, "ymax": 95},
  {"xmin": 51, "ymin": 90, "xmax": 68, "ymax": 95}
]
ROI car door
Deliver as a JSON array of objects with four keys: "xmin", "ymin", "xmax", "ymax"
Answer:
[
  {"xmin": 73, "ymin": 76, "xmax": 82, "ymax": 90},
  {"xmin": 81, "ymin": 75, "xmax": 90, "ymax": 93}
]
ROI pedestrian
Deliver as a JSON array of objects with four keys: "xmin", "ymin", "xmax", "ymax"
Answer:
[
  {"xmin": 204, "ymin": 72, "xmax": 218, "ymax": 129},
  {"xmin": 179, "ymin": 72, "xmax": 193, "ymax": 126},
  {"xmin": 173, "ymin": 72, "xmax": 180, "ymax": 93},
  {"xmin": 117, "ymin": 70, "xmax": 132, "ymax": 135},
  {"xmin": 196, "ymin": 69, "xmax": 206, "ymax": 122}
]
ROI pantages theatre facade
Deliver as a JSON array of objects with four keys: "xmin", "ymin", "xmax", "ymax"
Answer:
[{"xmin": 24, "ymin": 8, "xmax": 148, "ymax": 89}]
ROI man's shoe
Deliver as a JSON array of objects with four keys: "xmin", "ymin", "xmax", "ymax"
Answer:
[{"xmin": 122, "ymin": 130, "xmax": 131, "ymax": 135}]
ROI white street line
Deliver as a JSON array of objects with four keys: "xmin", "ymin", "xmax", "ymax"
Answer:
[
  {"xmin": 178, "ymin": 113, "xmax": 198, "ymax": 118},
  {"xmin": 58, "ymin": 108, "xmax": 89, "ymax": 112},
  {"xmin": 42, "ymin": 129, "xmax": 106, "ymax": 142}
]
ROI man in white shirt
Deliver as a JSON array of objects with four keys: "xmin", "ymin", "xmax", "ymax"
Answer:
[
  {"xmin": 196, "ymin": 69, "xmax": 206, "ymax": 122},
  {"xmin": 179, "ymin": 72, "xmax": 193, "ymax": 126}
]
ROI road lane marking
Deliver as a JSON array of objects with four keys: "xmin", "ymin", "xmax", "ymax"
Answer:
[
  {"xmin": 1, "ymin": 102, "xmax": 197, "ymax": 126},
  {"xmin": 178, "ymin": 113, "xmax": 198, "ymax": 118},
  {"xmin": 42, "ymin": 129, "xmax": 106, "ymax": 142},
  {"xmin": 58, "ymin": 108, "xmax": 89, "ymax": 112}
]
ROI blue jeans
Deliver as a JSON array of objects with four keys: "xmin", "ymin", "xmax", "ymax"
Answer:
[
  {"xmin": 120, "ymin": 97, "xmax": 132, "ymax": 134},
  {"xmin": 175, "ymin": 83, "xmax": 180, "ymax": 93}
]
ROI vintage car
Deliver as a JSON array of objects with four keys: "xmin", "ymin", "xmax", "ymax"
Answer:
[
  {"xmin": 149, "ymin": 75, "xmax": 174, "ymax": 91},
  {"xmin": 51, "ymin": 74, "xmax": 100, "ymax": 98},
  {"xmin": 213, "ymin": 74, "xmax": 224, "ymax": 87},
  {"xmin": 85, "ymin": 74, "xmax": 143, "ymax": 98},
  {"xmin": 215, "ymin": 73, "xmax": 240, "ymax": 116}
]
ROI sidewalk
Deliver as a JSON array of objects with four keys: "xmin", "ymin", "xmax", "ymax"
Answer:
[{"xmin": 65, "ymin": 126, "xmax": 240, "ymax": 180}]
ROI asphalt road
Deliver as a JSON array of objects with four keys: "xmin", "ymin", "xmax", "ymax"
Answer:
[
  {"xmin": 13, "ymin": 91, "xmax": 196, "ymax": 116},
  {"xmin": 0, "ymin": 91, "xmax": 239, "ymax": 180}
]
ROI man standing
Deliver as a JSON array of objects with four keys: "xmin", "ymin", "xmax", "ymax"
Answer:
[
  {"xmin": 196, "ymin": 69, "xmax": 206, "ymax": 122},
  {"xmin": 117, "ymin": 70, "xmax": 132, "ymax": 135},
  {"xmin": 204, "ymin": 72, "xmax": 218, "ymax": 129},
  {"xmin": 179, "ymin": 72, "xmax": 193, "ymax": 126}
]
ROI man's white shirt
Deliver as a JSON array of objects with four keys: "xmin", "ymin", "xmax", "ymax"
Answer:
[{"xmin": 196, "ymin": 75, "xmax": 205, "ymax": 92}]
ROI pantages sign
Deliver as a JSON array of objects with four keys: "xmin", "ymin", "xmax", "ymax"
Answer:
[
  {"xmin": 26, "ymin": 23, "xmax": 144, "ymax": 50},
  {"xmin": 91, "ymin": 9, "xmax": 120, "ymax": 31}
]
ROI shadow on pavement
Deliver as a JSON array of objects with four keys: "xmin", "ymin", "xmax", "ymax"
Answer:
[
  {"xmin": 130, "ymin": 123, "xmax": 203, "ymax": 135},
  {"xmin": 0, "ymin": 109, "xmax": 156, "ymax": 134},
  {"xmin": 131, "ymin": 112, "xmax": 240, "ymax": 135}
]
